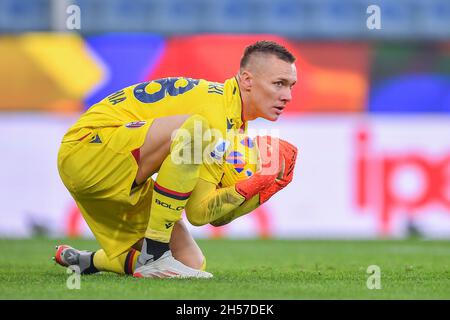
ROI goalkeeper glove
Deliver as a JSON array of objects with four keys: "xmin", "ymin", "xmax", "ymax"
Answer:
[
  {"xmin": 259, "ymin": 139, "xmax": 298, "ymax": 204},
  {"xmin": 234, "ymin": 136, "xmax": 284, "ymax": 201}
]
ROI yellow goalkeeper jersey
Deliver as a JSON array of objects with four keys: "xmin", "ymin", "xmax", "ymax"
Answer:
[{"xmin": 62, "ymin": 76, "xmax": 247, "ymax": 184}]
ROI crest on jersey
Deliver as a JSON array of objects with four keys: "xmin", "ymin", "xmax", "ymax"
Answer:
[{"xmin": 125, "ymin": 121, "xmax": 147, "ymax": 128}]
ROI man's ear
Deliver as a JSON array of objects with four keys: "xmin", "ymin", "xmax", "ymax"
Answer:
[{"xmin": 239, "ymin": 70, "xmax": 253, "ymax": 92}]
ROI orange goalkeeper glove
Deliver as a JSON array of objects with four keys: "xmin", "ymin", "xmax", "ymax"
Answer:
[
  {"xmin": 259, "ymin": 139, "xmax": 298, "ymax": 204},
  {"xmin": 235, "ymin": 136, "xmax": 284, "ymax": 201}
]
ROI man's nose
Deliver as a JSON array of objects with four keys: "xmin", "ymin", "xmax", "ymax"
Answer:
[{"xmin": 280, "ymin": 88, "xmax": 292, "ymax": 102}]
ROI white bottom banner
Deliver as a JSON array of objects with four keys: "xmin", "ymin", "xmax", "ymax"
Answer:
[{"xmin": 1, "ymin": 113, "xmax": 449, "ymax": 239}]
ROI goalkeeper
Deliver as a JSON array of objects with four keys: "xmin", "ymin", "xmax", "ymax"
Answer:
[{"xmin": 55, "ymin": 40, "xmax": 298, "ymax": 279}]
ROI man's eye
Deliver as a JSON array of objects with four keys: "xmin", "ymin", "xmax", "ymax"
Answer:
[{"xmin": 274, "ymin": 82, "xmax": 283, "ymax": 87}]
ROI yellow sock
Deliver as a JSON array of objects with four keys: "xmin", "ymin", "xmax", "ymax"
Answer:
[
  {"xmin": 93, "ymin": 249, "xmax": 139, "ymax": 275},
  {"xmin": 145, "ymin": 115, "xmax": 210, "ymax": 242}
]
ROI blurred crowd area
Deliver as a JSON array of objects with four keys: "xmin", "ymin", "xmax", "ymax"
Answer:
[
  {"xmin": 0, "ymin": 0, "xmax": 449, "ymax": 239},
  {"xmin": 0, "ymin": 0, "xmax": 449, "ymax": 39},
  {"xmin": 0, "ymin": 35, "xmax": 449, "ymax": 114},
  {"xmin": 0, "ymin": 0, "xmax": 448, "ymax": 115}
]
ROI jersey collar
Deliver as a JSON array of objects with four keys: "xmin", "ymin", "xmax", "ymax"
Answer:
[{"xmin": 224, "ymin": 77, "xmax": 247, "ymax": 132}]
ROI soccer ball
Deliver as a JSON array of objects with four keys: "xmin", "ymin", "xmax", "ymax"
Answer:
[{"xmin": 220, "ymin": 134, "xmax": 259, "ymax": 187}]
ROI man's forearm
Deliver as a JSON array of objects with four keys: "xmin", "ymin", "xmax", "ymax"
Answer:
[
  {"xmin": 209, "ymin": 194, "xmax": 260, "ymax": 226},
  {"xmin": 185, "ymin": 179, "xmax": 259, "ymax": 226}
]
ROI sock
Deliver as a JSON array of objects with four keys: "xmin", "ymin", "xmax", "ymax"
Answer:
[
  {"xmin": 137, "ymin": 238, "xmax": 170, "ymax": 265},
  {"xmin": 144, "ymin": 115, "xmax": 210, "ymax": 244},
  {"xmin": 81, "ymin": 252, "xmax": 99, "ymax": 275},
  {"xmin": 93, "ymin": 248, "xmax": 139, "ymax": 275},
  {"xmin": 62, "ymin": 248, "xmax": 99, "ymax": 275}
]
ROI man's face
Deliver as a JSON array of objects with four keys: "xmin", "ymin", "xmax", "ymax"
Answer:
[{"xmin": 244, "ymin": 54, "xmax": 297, "ymax": 121}]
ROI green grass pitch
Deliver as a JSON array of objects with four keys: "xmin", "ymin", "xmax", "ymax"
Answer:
[{"xmin": 0, "ymin": 238, "xmax": 449, "ymax": 299}]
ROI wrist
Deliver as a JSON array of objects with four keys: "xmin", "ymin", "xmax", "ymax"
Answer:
[{"xmin": 235, "ymin": 172, "xmax": 277, "ymax": 201}]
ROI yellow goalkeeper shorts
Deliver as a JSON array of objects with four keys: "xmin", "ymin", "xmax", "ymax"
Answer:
[{"xmin": 57, "ymin": 120, "xmax": 155, "ymax": 258}]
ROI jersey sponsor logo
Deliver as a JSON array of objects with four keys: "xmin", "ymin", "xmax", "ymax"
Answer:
[
  {"xmin": 155, "ymin": 199, "xmax": 184, "ymax": 211},
  {"xmin": 125, "ymin": 121, "xmax": 147, "ymax": 128}
]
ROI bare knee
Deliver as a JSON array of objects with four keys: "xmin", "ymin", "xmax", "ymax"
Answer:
[
  {"xmin": 170, "ymin": 114, "xmax": 210, "ymax": 161},
  {"xmin": 135, "ymin": 114, "xmax": 211, "ymax": 184},
  {"xmin": 192, "ymin": 255, "xmax": 206, "ymax": 270},
  {"xmin": 135, "ymin": 114, "xmax": 192, "ymax": 184},
  {"xmin": 168, "ymin": 219, "xmax": 206, "ymax": 269},
  {"xmin": 174, "ymin": 251, "xmax": 205, "ymax": 270}
]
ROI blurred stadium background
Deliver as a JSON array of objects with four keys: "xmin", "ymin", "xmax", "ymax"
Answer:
[{"xmin": 1, "ymin": 0, "xmax": 449, "ymax": 241}]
